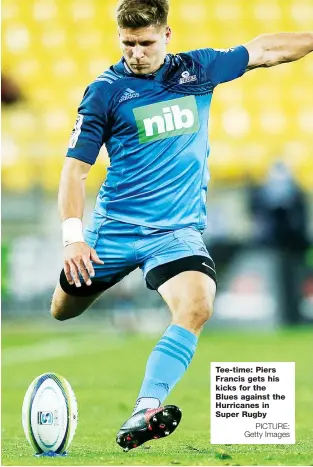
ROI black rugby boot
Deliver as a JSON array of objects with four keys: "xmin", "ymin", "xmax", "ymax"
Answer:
[{"xmin": 116, "ymin": 405, "xmax": 182, "ymax": 451}]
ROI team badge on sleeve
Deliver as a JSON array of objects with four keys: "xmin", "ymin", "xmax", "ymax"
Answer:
[{"xmin": 69, "ymin": 114, "xmax": 84, "ymax": 148}]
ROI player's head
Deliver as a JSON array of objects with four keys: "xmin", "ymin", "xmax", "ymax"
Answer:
[{"xmin": 116, "ymin": 0, "xmax": 171, "ymax": 75}]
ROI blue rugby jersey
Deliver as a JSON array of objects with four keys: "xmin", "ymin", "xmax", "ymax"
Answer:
[{"xmin": 67, "ymin": 46, "xmax": 249, "ymax": 230}]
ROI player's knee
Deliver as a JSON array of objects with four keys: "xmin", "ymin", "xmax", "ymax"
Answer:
[
  {"xmin": 50, "ymin": 283, "xmax": 93, "ymax": 321},
  {"xmin": 51, "ymin": 310, "xmax": 67, "ymax": 321},
  {"xmin": 190, "ymin": 302, "xmax": 213, "ymax": 326},
  {"xmin": 50, "ymin": 287, "xmax": 70, "ymax": 321},
  {"xmin": 50, "ymin": 301, "xmax": 68, "ymax": 321},
  {"xmin": 189, "ymin": 292, "xmax": 215, "ymax": 324},
  {"xmin": 173, "ymin": 299, "xmax": 214, "ymax": 331}
]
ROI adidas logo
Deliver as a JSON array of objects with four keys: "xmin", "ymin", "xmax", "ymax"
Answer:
[{"xmin": 119, "ymin": 88, "xmax": 140, "ymax": 103}]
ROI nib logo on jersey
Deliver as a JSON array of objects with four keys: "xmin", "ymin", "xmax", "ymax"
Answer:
[
  {"xmin": 119, "ymin": 88, "xmax": 140, "ymax": 103},
  {"xmin": 133, "ymin": 96, "xmax": 200, "ymax": 143}
]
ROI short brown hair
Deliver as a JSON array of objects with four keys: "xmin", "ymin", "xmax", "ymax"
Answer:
[{"xmin": 116, "ymin": 0, "xmax": 169, "ymax": 28}]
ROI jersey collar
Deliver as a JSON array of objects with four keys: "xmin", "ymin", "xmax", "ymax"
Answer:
[{"xmin": 113, "ymin": 55, "xmax": 171, "ymax": 81}]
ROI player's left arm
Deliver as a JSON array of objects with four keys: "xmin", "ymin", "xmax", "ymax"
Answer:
[{"xmin": 244, "ymin": 32, "xmax": 313, "ymax": 71}]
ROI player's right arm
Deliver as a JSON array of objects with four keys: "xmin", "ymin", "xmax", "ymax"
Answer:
[
  {"xmin": 60, "ymin": 81, "xmax": 110, "ymax": 287},
  {"xmin": 59, "ymin": 157, "xmax": 103, "ymax": 288}
]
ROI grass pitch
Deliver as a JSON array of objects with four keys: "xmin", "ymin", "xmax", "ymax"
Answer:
[{"xmin": 2, "ymin": 320, "xmax": 313, "ymax": 466}]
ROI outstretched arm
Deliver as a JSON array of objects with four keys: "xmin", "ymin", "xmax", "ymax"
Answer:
[{"xmin": 244, "ymin": 32, "xmax": 313, "ymax": 70}]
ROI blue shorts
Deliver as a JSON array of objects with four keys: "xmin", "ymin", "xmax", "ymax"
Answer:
[{"xmin": 60, "ymin": 211, "xmax": 216, "ymax": 296}]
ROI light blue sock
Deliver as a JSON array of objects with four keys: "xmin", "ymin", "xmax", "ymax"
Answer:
[{"xmin": 133, "ymin": 324, "xmax": 198, "ymax": 413}]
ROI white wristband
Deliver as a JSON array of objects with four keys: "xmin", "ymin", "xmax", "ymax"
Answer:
[{"xmin": 62, "ymin": 218, "xmax": 84, "ymax": 247}]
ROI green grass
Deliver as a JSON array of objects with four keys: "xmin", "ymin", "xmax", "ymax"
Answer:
[{"xmin": 2, "ymin": 321, "xmax": 313, "ymax": 466}]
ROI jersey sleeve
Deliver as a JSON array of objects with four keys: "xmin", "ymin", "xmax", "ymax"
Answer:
[
  {"xmin": 187, "ymin": 45, "xmax": 249, "ymax": 87},
  {"xmin": 66, "ymin": 82, "xmax": 110, "ymax": 165}
]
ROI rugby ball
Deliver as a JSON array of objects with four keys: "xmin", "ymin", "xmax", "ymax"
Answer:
[{"xmin": 22, "ymin": 373, "xmax": 78, "ymax": 454}]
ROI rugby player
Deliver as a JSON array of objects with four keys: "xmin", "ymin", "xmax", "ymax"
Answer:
[{"xmin": 50, "ymin": 0, "xmax": 313, "ymax": 451}]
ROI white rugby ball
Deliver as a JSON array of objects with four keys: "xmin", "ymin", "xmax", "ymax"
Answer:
[{"xmin": 22, "ymin": 373, "xmax": 78, "ymax": 454}]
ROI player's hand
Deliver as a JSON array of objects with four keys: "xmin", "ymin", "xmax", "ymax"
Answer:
[{"xmin": 64, "ymin": 242, "xmax": 104, "ymax": 287}]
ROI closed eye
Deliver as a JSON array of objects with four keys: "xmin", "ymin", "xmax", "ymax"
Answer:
[{"xmin": 122, "ymin": 40, "xmax": 155, "ymax": 47}]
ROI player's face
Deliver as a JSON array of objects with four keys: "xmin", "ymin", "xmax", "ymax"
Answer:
[{"xmin": 119, "ymin": 25, "xmax": 171, "ymax": 75}]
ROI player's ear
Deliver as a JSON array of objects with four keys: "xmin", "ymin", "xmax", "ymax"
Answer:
[{"xmin": 165, "ymin": 26, "xmax": 172, "ymax": 44}]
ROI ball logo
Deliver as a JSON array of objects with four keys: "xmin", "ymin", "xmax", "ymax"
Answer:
[
  {"xmin": 38, "ymin": 411, "xmax": 53, "ymax": 425},
  {"xmin": 133, "ymin": 96, "xmax": 200, "ymax": 143},
  {"xmin": 22, "ymin": 373, "xmax": 77, "ymax": 454}
]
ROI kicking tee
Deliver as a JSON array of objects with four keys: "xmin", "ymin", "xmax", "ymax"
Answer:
[{"xmin": 67, "ymin": 46, "xmax": 249, "ymax": 230}]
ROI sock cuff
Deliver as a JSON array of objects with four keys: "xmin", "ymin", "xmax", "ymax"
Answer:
[{"xmin": 165, "ymin": 324, "xmax": 198, "ymax": 346}]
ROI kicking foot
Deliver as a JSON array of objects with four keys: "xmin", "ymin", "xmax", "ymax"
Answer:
[{"xmin": 116, "ymin": 405, "xmax": 182, "ymax": 452}]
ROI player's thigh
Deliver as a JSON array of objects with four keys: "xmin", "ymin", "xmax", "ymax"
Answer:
[
  {"xmin": 52, "ymin": 213, "xmax": 139, "ymax": 320},
  {"xmin": 51, "ymin": 282, "xmax": 103, "ymax": 321},
  {"xmin": 158, "ymin": 270, "xmax": 216, "ymax": 322},
  {"xmin": 143, "ymin": 225, "xmax": 217, "ymax": 320}
]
